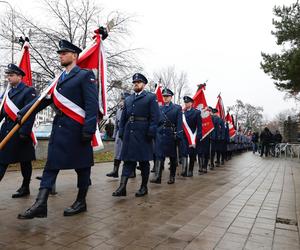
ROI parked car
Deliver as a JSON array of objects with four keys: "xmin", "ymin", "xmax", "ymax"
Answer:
[{"xmin": 35, "ymin": 123, "xmax": 53, "ymax": 139}]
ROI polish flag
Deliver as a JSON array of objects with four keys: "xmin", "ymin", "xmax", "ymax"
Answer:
[
  {"xmin": 77, "ymin": 28, "xmax": 107, "ymax": 117},
  {"xmin": 193, "ymin": 84, "xmax": 214, "ymax": 139},
  {"xmin": 225, "ymin": 112, "xmax": 236, "ymax": 139},
  {"xmin": 215, "ymin": 94, "xmax": 225, "ymax": 120},
  {"xmin": 155, "ymin": 84, "xmax": 164, "ymax": 106}
]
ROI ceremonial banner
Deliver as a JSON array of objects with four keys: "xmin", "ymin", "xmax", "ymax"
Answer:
[
  {"xmin": 225, "ymin": 112, "xmax": 236, "ymax": 139},
  {"xmin": 192, "ymin": 86, "xmax": 214, "ymax": 139},
  {"xmin": 215, "ymin": 94, "xmax": 225, "ymax": 120},
  {"xmin": 18, "ymin": 41, "xmax": 33, "ymax": 86},
  {"xmin": 77, "ymin": 29, "xmax": 107, "ymax": 117}
]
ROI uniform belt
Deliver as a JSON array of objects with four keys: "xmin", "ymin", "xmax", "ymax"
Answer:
[
  {"xmin": 55, "ymin": 109, "xmax": 65, "ymax": 116},
  {"xmin": 128, "ymin": 116, "xmax": 148, "ymax": 122}
]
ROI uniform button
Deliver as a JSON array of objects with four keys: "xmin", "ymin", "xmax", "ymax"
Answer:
[
  {"xmin": 133, "ymin": 104, "xmax": 135, "ymax": 107},
  {"xmin": 59, "ymin": 125, "xmax": 62, "ymax": 128},
  {"xmin": 59, "ymin": 88, "xmax": 62, "ymax": 91},
  {"xmin": 130, "ymin": 130, "xmax": 133, "ymax": 133}
]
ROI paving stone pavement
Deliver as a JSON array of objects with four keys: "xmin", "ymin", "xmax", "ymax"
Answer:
[{"xmin": 0, "ymin": 152, "xmax": 300, "ymax": 250}]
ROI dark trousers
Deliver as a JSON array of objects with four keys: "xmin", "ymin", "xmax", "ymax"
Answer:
[
  {"xmin": 0, "ymin": 161, "xmax": 32, "ymax": 185},
  {"xmin": 40, "ymin": 167, "xmax": 91, "ymax": 189},
  {"xmin": 210, "ymin": 140, "xmax": 216, "ymax": 165},
  {"xmin": 260, "ymin": 143, "xmax": 270, "ymax": 157},
  {"xmin": 122, "ymin": 161, "xmax": 149, "ymax": 178},
  {"xmin": 169, "ymin": 157, "xmax": 177, "ymax": 177}
]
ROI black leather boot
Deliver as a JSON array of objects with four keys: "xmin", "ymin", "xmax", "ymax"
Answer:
[
  {"xmin": 136, "ymin": 174, "xmax": 148, "ymax": 197},
  {"xmin": 129, "ymin": 169, "xmax": 136, "ymax": 178},
  {"xmin": 168, "ymin": 159, "xmax": 176, "ymax": 184},
  {"xmin": 150, "ymin": 160, "xmax": 163, "ymax": 184},
  {"xmin": 64, "ymin": 188, "xmax": 88, "ymax": 216},
  {"xmin": 187, "ymin": 156, "xmax": 195, "ymax": 177},
  {"xmin": 106, "ymin": 159, "xmax": 121, "ymax": 178},
  {"xmin": 167, "ymin": 175, "xmax": 175, "ymax": 184},
  {"xmin": 12, "ymin": 186, "xmax": 30, "ymax": 198},
  {"xmin": 12, "ymin": 178, "xmax": 30, "ymax": 198},
  {"xmin": 17, "ymin": 188, "xmax": 49, "ymax": 219},
  {"xmin": 181, "ymin": 157, "xmax": 188, "ymax": 177},
  {"xmin": 198, "ymin": 155, "xmax": 204, "ymax": 175},
  {"xmin": 112, "ymin": 176, "xmax": 128, "ymax": 196},
  {"xmin": 203, "ymin": 158, "xmax": 208, "ymax": 173}
]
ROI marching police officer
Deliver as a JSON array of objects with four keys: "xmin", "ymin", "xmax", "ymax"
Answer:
[
  {"xmin": 112, "ymin": 73, "xmax": 159, "ymax": 197},
  {"xmin": 18, "ymin": 40, "xmax": 98, "ymax": 219},
  {"xmin": 209, "ymin": 107, "xmax": 221, "ymax": 170},
  {"xmin": 106, "ymin": 92, "xmax": 130, "ymax": 178},
  {"xmin": 0, "ymin": 64, "xmax": 36, "ymax": 198},
  {"xmin": 215, "ymin": 114, "xmax": 225, "ymax": 165},
  {"xmin": 150, "ymin": 88, "xmax": 183, "ymax": 184},
  {"xmin": 181, "ymin": 96, "xmax": 202, "ymax": 177}
]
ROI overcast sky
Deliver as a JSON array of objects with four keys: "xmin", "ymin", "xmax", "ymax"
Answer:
[{"xmin": 3, "ymin": 0, "xmax": 299, "ymax": 119}]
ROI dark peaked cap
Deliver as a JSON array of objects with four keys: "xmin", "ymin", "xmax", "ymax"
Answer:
[
  {"xmin": 57, "ymin": 39, "xmax": 82, "ymax": 54},
  {"xmin": 5, "ymin": 64, "xmax": 25, "ymax": 76}
]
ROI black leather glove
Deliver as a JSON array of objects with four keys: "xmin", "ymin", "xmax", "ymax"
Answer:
[
  {"xmin": 19, "ymin": 133, "xmax": 30, "ymax": 141},
  {"xmin": 81, "ymin": 132, "xmax": 93, "ymax": 142},
  {"xmin": 16, "ymin": 114, "xmax": 23, "ymax": 125}
]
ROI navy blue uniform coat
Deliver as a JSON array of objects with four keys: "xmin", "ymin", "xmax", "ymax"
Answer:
[
  {"xmin": 155, "ymin": 102, "xmax": 183, "ymax": 159},
  {"xmin": 119, "ymin": 91, "xmax": 159, "ymax": 162},
  {"xmin": 19, "ymin": 66, "xmax": 98, "ymax": 170},
  {"xmin": 0, "ymin": 82, "xmax": 36, "ymax": 164}
]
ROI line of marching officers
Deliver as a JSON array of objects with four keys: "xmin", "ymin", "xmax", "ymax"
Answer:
[
  {"xmin": 106, "ymin": 73, "xmax": 240, "ymax": 197},
  {"xmin": 0, "ymin": 39, "xmax": 250, "ymax": 220}
]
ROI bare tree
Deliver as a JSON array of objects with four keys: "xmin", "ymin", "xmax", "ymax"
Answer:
[
  {"xmin": 0, "ymin": 0, "xmax": 141, "ymax": 94},
  {"xmin": 228, "ymin": 99, "xmax": 264, "ymax": 131},
  {"xmin": 153, "ymin": 65, "xmax": 190, "ymax": 104}
]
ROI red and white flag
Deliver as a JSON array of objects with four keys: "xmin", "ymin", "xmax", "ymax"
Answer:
[
  {"xmin": 192, "ymin": 85, "xmax": 214, "ymax": 139},
  {"xmin": 18, "ymin": 41, "xmax": 33, "ymax": 86},
  {"xmin": 225, "ymin": 112, "xmax": 236, "ymax": 139},
  {"xmin": 1, "ymin": 41, "xmax": 37, "ymax": 146},
  {"xmin": 215, "ymin": 94, "xmax": 225, "ymax": 120},
  {"xmin": 155, "ymin": 84, "xmax": 164, "ymax": 106},
  {"xmin": 77, "ymin": 28, "xmax": 107, "ymax": 117}
]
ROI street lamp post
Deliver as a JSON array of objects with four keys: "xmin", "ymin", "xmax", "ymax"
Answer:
[{"xmin": 0, "ymin": 0, "xmax": 15, "ymax": 63}]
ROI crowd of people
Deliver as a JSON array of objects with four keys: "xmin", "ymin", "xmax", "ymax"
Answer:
[{"xmin": 251, "ymin": 128, "xmax": 283, "ymax": 157}]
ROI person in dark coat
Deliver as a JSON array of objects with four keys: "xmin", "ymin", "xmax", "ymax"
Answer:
[
  {"xmin": 106, "ymin": 92, "xmax": 131, "ymax": 178},
  {"xmin": 223, "ymin": 122, "xmax": 230, "ymax": 161},
  {"xmin": 209, "ymin": 108, "xmax": 221, "ymax": 170},
  {"xmin": 150, "ymin": 88, "xmax": 183, "ymax": 184},
  {"xmin": 0, "ymin": 64, "xmax": 36, "ymax": 198},
  {"xmin": 251, "ymin": 132, "xmax": 259, "ymax": 154},
  {"xmin": 18, "ymin": 40, "xmax": 98, "ymax": 219},
  {"xmin": 112, "ymin": 73, "xmax": 159, "ymax": 197},
  {"xmin": 260, "ymin": 127, "xmax": 273, "ymax": 157},
  {"xmin": 215, "ymin": 115, "xmax": 226, "ymax": 165},
  {"xmin": 180, "ymin": 96, "xmax": 202, "ymax": 177},
  {"xmin": 273, "ymin": 130, "xmax": 283, "ymax": 144}
]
